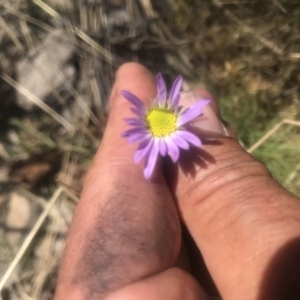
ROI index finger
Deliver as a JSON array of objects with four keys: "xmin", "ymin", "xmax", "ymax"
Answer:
[{"xmin": 54, "ymin": 63, "xmax": 181, "ymax": 300}]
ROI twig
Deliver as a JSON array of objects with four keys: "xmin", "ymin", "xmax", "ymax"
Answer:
[{"xmin": 0, "ymin": 188, "xmax": 64, "ymax": 291}]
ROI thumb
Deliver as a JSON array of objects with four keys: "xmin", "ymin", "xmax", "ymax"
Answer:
[{"xmin": 168, "ymin": 90, "xmax": 300, "ymax": 300}]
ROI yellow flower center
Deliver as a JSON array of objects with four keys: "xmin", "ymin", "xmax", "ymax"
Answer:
[{"xmin": 146, "ymin": 108, "xmax": 177, "ymax": 137}]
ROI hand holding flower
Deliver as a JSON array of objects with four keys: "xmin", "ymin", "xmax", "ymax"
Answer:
[{"xmin": 54, "ymin": 63, "xmax": 300, "ymax": 300}]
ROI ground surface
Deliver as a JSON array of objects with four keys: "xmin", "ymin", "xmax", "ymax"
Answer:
[{"xmin": 0, "ymin": 0, "xmax": 299, "ymax": 299}]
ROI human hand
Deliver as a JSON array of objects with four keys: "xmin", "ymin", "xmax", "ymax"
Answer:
[
  {"xmin": 54, "ymin": 63, "xmax": 183, "ymax": 300},
  {"xmin": 54, "ymin": 63, "xmax": 300, "ymax": 300}
]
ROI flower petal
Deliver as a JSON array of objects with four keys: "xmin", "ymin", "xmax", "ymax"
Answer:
[
  {"xmin": 130, "ymin": 107, "xmax": 144, "ymax": 117},
  {"xmin": 169, "ymin": 76, "xmax": 182, "ymax": 108},
  {"xmin": 144, "ymin": 139, "xmax": 159, "ymax": 179},
  {"xmin": 156, "ymin": 73, "xmax": 167, "ymax": 106},
  {"xmin": 173, "ymin": 93, "xmax": 180, "ymax": 110},
  {"xmin": 121, "ymin": 127, "xmax": 143, "ymax": 137},
  {"xmin": 128, "ymin": 132, "xmax": 150, "ymax": 143},
  {"xmin": 170, "ymin": 133, "xmax": 189, "ymax": 150},
  {"xmin": 124, "ymin": 117, "xmax": 146, "ymax": 127},
  {"xmin": 134, "ymin": 138, "xmax": 153, "ymax": 163},
  {"xmin": 165, "ymin": 137, "xmax": 180, "ymax": 162},
  {"xmin": 177, "ymin": 109, "xmax": 201, "ymax": 127},
  {"xmin": 158, "ymin": 138, "xmax": 167, "ymax": 156},
  {"xmin": 177, "ymin": 99, "xmax": 210, "ymax": 126},
  {"xmin": 189, "ymin": 99, "xmax": 210, "ymax": 113},
  {"xmin": 177, "ymin": 130, "xmax": 201, "ymax": 147},
  {"xmin": 121, "ymin": 90, "xmax": 146, "ymax": 113}
]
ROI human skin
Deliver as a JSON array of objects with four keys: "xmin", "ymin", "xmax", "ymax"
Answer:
[{"xmin": 54, "ymin": 63, "xmax": 300, "ymax": 300}]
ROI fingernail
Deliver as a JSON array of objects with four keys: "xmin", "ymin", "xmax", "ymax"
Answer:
[{"xmin": 180, "ymin": 91, "xmax": 228, "ymax": 136}]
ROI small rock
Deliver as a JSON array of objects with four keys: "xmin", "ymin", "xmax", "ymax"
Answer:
[
  {"xmin": 16, "ymin": 29, "xmax": 76, "ymax": 111},
  {"xmin": 5, "ymin": 192, "xmax": 33, "ymax": 247}
]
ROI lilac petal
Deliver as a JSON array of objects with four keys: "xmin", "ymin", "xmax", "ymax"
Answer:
[
  {"xmin": 170, "ymin": 133, "xmax": 189, "ymax": 150},
  {"xmin": 128, "ymin": 132, "xmax": 150, "ymax": 143},
  {"xmin": 177, "ymin": 109, "xmax": 201, "ymax": 127},
  {"xmin": 130, "ymin": 107, "xmax": 144, "ymax": 117},
  {"xmin": 177, "ymin": 130, "xmax": 201, "ymax": 147},
  {"xmin": 134, "ymin": 138, "xmax": 153, "ymax": 163},
  {"xmin": 165, "ymin": 137, "xmax": 180, "ymax": 163},
  {"xmin": 121, "ymin": 127, "xmax": 143, "ymax": 137},
  {"xmin": 144, "ymin": 139, "xmax": 159, "ymax": 179},
  {"xmin": 169, "ymin": 76, "xmax": 182, "ymax": 108},
  {"xmin": 189, "ymin": 99, "xmax": 210, "ymax": 112},
  {"xmin": 121, "ymin": 90, "xmax": 146, "ymax": 113},
  {"xmin": 173, "ymin": 93, "xmax": 180, "ymax": 110},
  {"xmin": 177, "ymin": 99, "xmax": 210, "ymax": 126},
  {"xmin": 158, "ymin": 138, "xmax": 167, "ymax": 156},
  {"xmin": 156, "ymin": 73, "xmax": 167, "ymax": 106},
  {"xmin": 124, "ymin": 117, "xmax": 146, "ymax": 127}
]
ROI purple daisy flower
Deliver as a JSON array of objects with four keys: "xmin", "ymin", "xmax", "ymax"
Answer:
[{"xmin": 121, "ymin": 73, "xmax": 210, "ymax": 179}]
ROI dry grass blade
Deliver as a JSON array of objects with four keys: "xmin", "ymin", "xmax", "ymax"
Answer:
[
  {"xmin": 285, "ymin": 163, "xmax": 300, "ymax": 185},
  {"xmin": 52, "ymin": 65, "xmax": 99, "ymax": 126},
  {"xmin": 19, "ymin": 19, "xmax": 35, "ymax": 54},
  {"xmin": 212, "ymin": 0, "xmax": 284, "ymax": 56},
  {"xmin": 139, "ymin": 0, "xmax": 156, "ymax": 19},
  {"xmin": 30, "ymin": 0, "xmax": 114, "ymax": 64},
  {"xmin": 0, "ymin": 187, "xmax": 64, "ymax": 291},
  {"xmin": 5, "ymin": 6, "xmax": 54, "ymax": 32},
  {"xmin": 272, "ymin": 0, "xmax": 287, "ymax": 13},
  {"xmin": 14, "ymin": 186, "xmax": 47, "ymax": 208},
  {"xmin": 31, "ymin": 220, "xmax": 56, "ymax": 298},
  {"xmin": 73, "ymin": 27, "xmax": 114, "ymax": 64},
  {"xmin": 17, "ymin": 24, "xmax": 99, "ymax": 126},
  {"xmin": 0, "ymin": 15, "xmax": 24, "ymax": 52},
  {"xmin": 61, "ymin": 187, "xmax": 79, "ymax": 204},
  {"xmin": 15, "ymin": 186, "xmax": 71, "ymax": 223},
  {"xmin": 32, "ymin": 0, "xmax": 63, "ymax": 20},
  {"xmin": 139, "ymin": 0, "xmax": 168, "ymax": 42},
  {"xmin": 1, "ymin": 73, "xmax": 74, "ymax": 132},
  {"xmin": 247, "ymin": 119, "xmax": 300, "ymax": 153}
]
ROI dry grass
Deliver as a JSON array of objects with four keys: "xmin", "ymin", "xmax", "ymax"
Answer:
[{"xmin": 0, "ymin": 0, "xmax": 299, "ymax": 299}]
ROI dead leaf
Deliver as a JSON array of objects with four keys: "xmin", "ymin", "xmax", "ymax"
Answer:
[{"xmin": 9, "ymin": 149, "xmax": 62, "ymax": 188}]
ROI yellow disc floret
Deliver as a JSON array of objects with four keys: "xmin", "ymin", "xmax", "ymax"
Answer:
[{"xmin": 146, "ymin": 108, "xmax": 177, "ymax": 137}]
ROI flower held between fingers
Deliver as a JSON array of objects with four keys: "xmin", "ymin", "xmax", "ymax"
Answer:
[{"xmin": 121, "ymin": 73, "xmax": 210, "ymax": 179}]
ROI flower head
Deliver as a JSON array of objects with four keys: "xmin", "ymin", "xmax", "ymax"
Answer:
[{"xmin": 121, "ymin": 73, "xmax": 210, "ymax": 179}]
